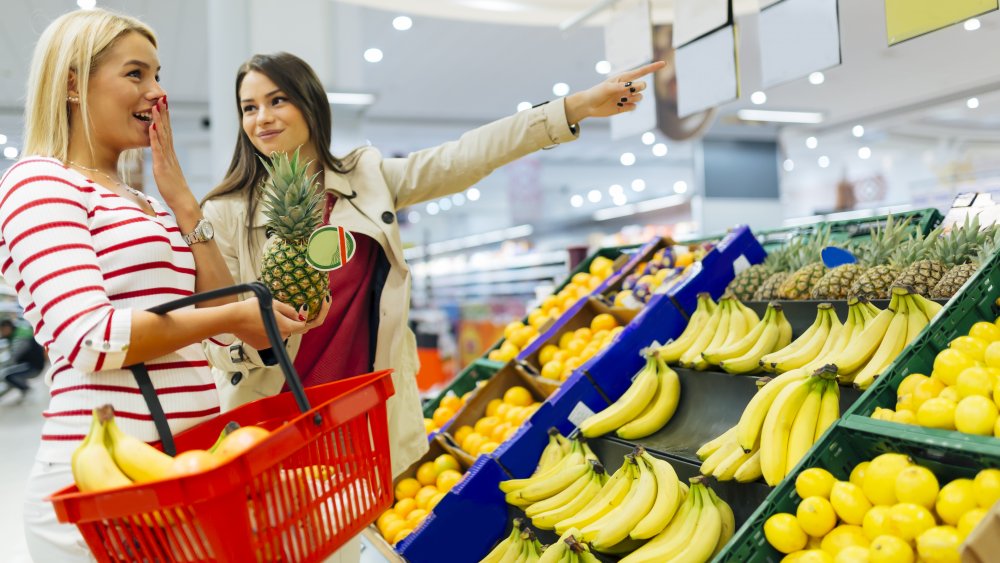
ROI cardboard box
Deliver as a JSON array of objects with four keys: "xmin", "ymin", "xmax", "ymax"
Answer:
[
  {"xmin": 518, "ymin": 297, "xmax": 640, "ymax": 372},
  {"xmin": 962, "ymin": 498, "xmax": 1000, "ymax": 563}
]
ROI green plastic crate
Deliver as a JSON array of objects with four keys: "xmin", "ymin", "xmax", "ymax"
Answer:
[
  {"xmin": 752, "ymin": 208, "xmax": 943, "ymax": 252},
  {"xmin": 423, "ymin": 358, "xmax": 505, "ymax": 418},
  {"xmin": 714, "ymin": 422, "xmax": 999, "ymax": 563}
]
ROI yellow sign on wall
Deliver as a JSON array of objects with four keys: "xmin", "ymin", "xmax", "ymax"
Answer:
[{"xmin": 886, "ymin": 0, "xmax": 998, "ymax": 45}]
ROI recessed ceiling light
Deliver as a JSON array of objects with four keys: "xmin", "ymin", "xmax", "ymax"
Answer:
[
  {"xmin": 467, "ymin": 188, "xmax": 481, "ymax": 201},
  {"xmin": 631, "ymin": 179, "xmax": 646, "ymax": 192},
  {"xmin": 852, "ymin": 125, "xmax": 865, "ymax": 138},
  {"xmin": 326, "ymin": 92, "xmax": 376, "ymax": 106},
  {"xmin": 750, "ymin": 91, "xmax": 767, "ymax": 105},
  {"xmin": 552, "ymin": 83, "xmax": 570, "ymax": 97},
  {"xmin": 0, "ymin": 134, "xmax": 7, "ymax": 145},
  {"xmin": 641, "ymin": 132, "xmax": 655, "ymax": 145},
  {"xmin": 587, "ymin": 189, "xmax": 602, "ymax": 203},
  {"xmin": 452, "ymin": 193, "xmax": 466, "ymax": 206},
  {"xmin": 858, "ymin": 147, "xmax": 872, "ymax": 159},
  {"xmin": 652, "ymin": 143, "xmax": 668, "ymax": 157},
  {"xmin": 77, "ymin": 0, "xmax": 96, "ymax": 9},
  {"xmin": 570, "ymin": 195, "xmax": 583, "ymax": 207},
  {"xmin": 612, "ymin": 193, "xmax": 628, "ymax": 206},
  {"xmin": 783, "ymin": 159, "xmax": 794, "ymax": 172},
  {"xmin": 438, "ymin": 198, "xmax": 452, "ymax": 211},
  {"xmin": 673, "ymin": 180, "xmax": 688, "ymax": 194},
  {"xmin": 3, "ymin": 146, "xmax": 18, "ymax": 159},
  {"xmin": 964, "ymin": 18, "xmax": 981, "ymax": 31},
  {"xmin": 595, "ymin": 61, "xmax": 611, "ymax": 75},
  {"xmin": 426, "ymin": 202, "xmax": 439, "ymax": 215},
  {"xmin": 806, "ymin": 136, "xmax": 818, "ymax": 149},
  {"xmin": 363, "ymin": 48, "xmax": 383, "ymax": 63},
  {"xmin": 620, "ymin": 152, "xmax": 636, "ymax": 166},
  {"xmin": 808, "ymin": 71, "xmax": 825, "ymax": 85},
  {"xmin": 609, "ymin": 184, "xmax": 624, "ymax": 196},
  {"xmin": 737, "ymin": 109, "xmax": 823, "ymax": 124},
  {"xmin": 407, "ymin": 211, "xmax": 421, "ymax": 223},
  {"xmin": 818, "ymin": 155, "xmax": 830, "ymax": 168},
  {"xmin": 517, "ymin": 102, "xmax": 532, "ymax": 112},
  {"xmin": 968, "ymin": 97, "xmax": 980, "ymax": 109},
  {"xmin": 392, "ymin": 16, "xmax": 413, "ymax": 30}
]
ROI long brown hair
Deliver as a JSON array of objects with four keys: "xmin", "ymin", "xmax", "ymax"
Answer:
[{"xmin": 203, "ymin": 52, "xmax": 357, "ymax": 245}]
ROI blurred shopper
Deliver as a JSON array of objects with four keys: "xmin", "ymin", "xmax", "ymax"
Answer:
[
  {"xmin": 0, "ymin": 318, "xmax": 46, "ymax": 400},
  {"xmin": 1, "ymin": 10, "xmax": 311, "ymax": 561}
]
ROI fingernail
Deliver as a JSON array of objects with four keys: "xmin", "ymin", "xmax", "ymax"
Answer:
[
  {"xmin": 630, "ymin": 87, "xmax": 636, "ymax": 93},
  {"xmin": 617, "ymin": 102, "xmax": 624, "ymax": 107},
  {"xmin": 325, "ymin": 294, "xmax": 332, "ymax": 303},
  {"xmin": 163, "ymin": 95, "xmax": 168, "ymax": 109},
  {"xmin": 620, "ymin": 97, "xmax": 627, "ymax": 102},
  {"xmin": 298, "ymin": 313, "xmax": 306, "ymax": 321},
  {"xmin": 151, "ymin": 123, "xmax": 156, "ymax": 131}
]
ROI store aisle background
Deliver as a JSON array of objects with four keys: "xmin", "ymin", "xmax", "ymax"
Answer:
[{"xmin": 0, "ymin": 378, "xmax": 45, "ymax": 563}]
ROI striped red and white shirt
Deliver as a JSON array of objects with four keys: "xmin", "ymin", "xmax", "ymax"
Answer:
[{"xmin": 0, "ymin": 157, "xmax": 224, "ymax": 463}]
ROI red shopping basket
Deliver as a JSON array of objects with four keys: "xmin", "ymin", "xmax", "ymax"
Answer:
[{"xmin": 48, "ymin": 283, "xmax": 396, "ymax": 562}]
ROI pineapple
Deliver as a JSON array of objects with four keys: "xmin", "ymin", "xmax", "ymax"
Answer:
[
  {"xmin": 891, "ymin": 228, "xmax": 946, "ymax": 296},
  {"xmin": 778, "ymin": 226, "xmax": 833, "ymax": 300},
  {"xmin": 811, "ymin": 215, "xmax": 911, "ymax": 300},
  {"xmin": 752, "ymin": 239, "xmax": 805, "ymax": 301},
  {"xmin": 258, "ymin": 150, "xmax": 328, "ymax": 320},
  {"xmin": 930, "ymin": 216, "xmax": 999, "ymax": 299},
  {"xmin": 728, "ymin": 243, "xmax": 794, "ymax": 301}
]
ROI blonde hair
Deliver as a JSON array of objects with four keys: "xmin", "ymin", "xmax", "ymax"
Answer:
[{"xmin": 23, "ymin": 9, "xmax": 157, "ymax": 166}]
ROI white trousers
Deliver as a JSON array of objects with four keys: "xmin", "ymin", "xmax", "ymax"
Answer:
[{"xmin": 22, "ymin": 460, "xmax": 360, "ymax": 562}]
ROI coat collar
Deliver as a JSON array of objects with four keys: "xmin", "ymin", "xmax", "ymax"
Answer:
[{"xmin": 323, "ymin": 169, "xmax": 355, "ymax": 199}]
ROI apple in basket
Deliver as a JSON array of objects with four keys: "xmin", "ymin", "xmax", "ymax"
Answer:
[{"xmin": 213, "ymin": 426, "xmax": 271, "ymax": 462}]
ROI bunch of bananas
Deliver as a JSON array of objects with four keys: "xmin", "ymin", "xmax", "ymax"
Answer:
[
  {"xmin": 578, "ymin": 351, "xmax": 680, "ymax": 440},
  {"xmin": 714, "ymin": 302, "xmax": 794, "ymax": 374},
  {"xmin": 759, "ymin": 303, "xmax": 842, "ymax": 374},
  {"xmin": 479, "ymin": 519, "xmax": 545, "ymax": 562},
  {"xmin": 696, "ymin": 425, "xmax": 762, "ymax": 483},
  {"xmin": 661, "ymin": 293, "xmax": 770, "ymax": 371}
]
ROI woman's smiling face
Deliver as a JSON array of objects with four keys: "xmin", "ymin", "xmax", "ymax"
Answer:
[{"xmin": 239, "ymin": 70, "xmax": 313, "ymax": 160}]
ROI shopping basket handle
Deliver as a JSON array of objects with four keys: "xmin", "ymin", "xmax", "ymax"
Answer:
[{"xmin": 132, "ymin": 282, "xmax": 318, "ymax": 455}]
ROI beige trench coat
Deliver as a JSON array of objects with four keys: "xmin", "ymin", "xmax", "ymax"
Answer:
[{"xmin": 202, "ymin": 99, "xmax": 578, "ymax": 477}]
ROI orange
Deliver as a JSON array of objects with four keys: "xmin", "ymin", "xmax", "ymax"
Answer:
[
  {"xmin": 427, "ymin": 492, "xmax": 446, "ymax": 510},
  {"xmin": 377, "ymin": 510, "xmax": 402, "ymax": 535},
  {"xmin": 393, "ymin": 498, "xmax": 417, "ymax": 518},
  {"xmin": 461, "ymin": 432, "xmax": 486, "ymax": 455},
  {"xmin": 527, "ymin": 309, "xmax": 548, "ymax": 328},
  {"xmin": 544, "ymin": 305, "xmax": 562, "ymax": 320},
  {"xmin": 502, "ymin": 426, "xmax": 519, "ymax": 441},
  {"xmin": 405, "ymin": 508, "xmax": 429, "ymax": 528},
  {"xmin": 504, "ymin": 406, "xmax": 525, "ymax": 425},
  {"xmin": 452, "ymin": 425, "xmax": 474, "ymax": 446},
  {"xmin": 538, "ymin": 344, "xmax": 559, "ymax": 366},
  {"xmin": 171, "ymin": 450, "xmax": 221, "ymax": 476},
  {"xmin": 540, "ymin": 360, "xmax": 564, "ymax": 380},
  {"xmin": 474, "ymin": 416, "xmax": 501, "ymax": 438},
  {"xmin": 497, "ymin": 341, "xmax": 520, "ymax": 361},
  {"xmin": 431, "ymin": 406, "xmax": 455, "ymax": 428},
  {"xmin": 508, "ymin": 326, "xmax": 536, "ymax": 349},
  {"xmin": 440, "ymin": 394, "xmax": 463, "ymax": 412},
  {"xmin": 415, "ymin": 462, "xmax": 438, "ymax": 487},
  {"xmin": 579, "ymin": 343, "xmax": 601, "ymax": 362},
  {"xmin": 485, "ymin": 398, "xmax": 503, "ymax": 417},
  {"xmin": 590, "ymin": 313, "xmax": 618, "ymax": 333},
  {"xmin": 552, "ymin": 350, "xmax": 570, "ymax": 364},
  {"xmin": 503, "ymin": 386, "xmax": 534, "ymax": 407},
  {"xmin": 559, "ymin": 331, "xmax": 576, "ymax": 350},
  {"xmin": 494, "ymin": 403, "xmax": 512, "ymax": 420},
  {"xmin": 478, "ymin": 441, "xmax": 499, "ymax": 454},
  {"xmin": 394, "ymin": 477, "xmax": 421, "ymax": 501},
  {"xmin": 414, "ymin": 486, "xmax": 439, "ymax": 510},
  {"xmin": 214, "ymin": 426, "xmax": 270, "ymax": 462},
  {"xmin": 487, "ymin": 350, "xmax": 504, "ymax": 362},
  {"xmin": 562, "ymin": 357, "xmax": 584, "ymax": 378},
  {"xmin": 563, "ymin": 338, "xmax": 587, "ymax": 357},
  {"xmin": 437, "ymin": 469, "xmax": 463, "ymax": 492},
  {"xmin": 491, "ymin": 422, "xmax": 513, "ymax": 442},
  {"xmin": 503, "ymin": 321, "xmax": 525, "ymax": 340},
  {"xmin": 587, "ymin": 276, "xmax": 603, "ymax": 290},
  {"xmin": 423, "ymin": 418, "xmax": 436, "ymax": 434},
  {"xmin": 433, "ymin": 454, "xmax": 460, "ymax": 474},
  {"xmin": 391, "ymin": 528, "xmax": 413, "ymax": 545},
  {"xmin": 591, "ymin": 329, "xmax": 609, "ymax": 343},
  {"xmin": 574, "ymin": 327, "xmax": 593, "ymax": 343},
  {"xmin": 572, "ymin": 272, "xmax": 592, "ymax": 285},
  {"xmin": 511, "ymin": 406, "xmax": 533, "ymax": 425},
  {"xmin": 541, "ymin": 296, "xmax": 560, "ymax": 311},
  {"xmin": 382, "ymin": 519, "xmax": 407, "ymax": 542}
]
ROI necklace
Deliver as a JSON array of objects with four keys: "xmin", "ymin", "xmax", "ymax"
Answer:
[{"xmin": 66, "ymin": 160, "xmax": 143, "ymax": 197}]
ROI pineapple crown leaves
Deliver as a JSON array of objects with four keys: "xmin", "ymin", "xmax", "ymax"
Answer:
[
  {"xmin": 933, "ymin": 213, "xmax": 996, "ymax": 267},
  {"xmin": 258, "ymin": 149, "xmax": 324, "ymax": 241},
  {"xmin": 854, "ymin": 214, "xmax": 913, "ymax": 266},
  {"xmin": 890, "ymin": 227, "xmax": 943, "ymax": 268}
]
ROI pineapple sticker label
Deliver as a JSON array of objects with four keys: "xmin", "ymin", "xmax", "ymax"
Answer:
[{"xmin": 307, "ymin": 225, "xmax": 356, "ymax": 271}]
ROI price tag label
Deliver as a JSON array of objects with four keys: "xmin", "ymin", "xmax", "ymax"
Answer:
[
  {"xmin": 732, "ymin": 254, "xmax": 751, "ymax": 275},
  {"xmin": 568, "ymin": 402, "xmax": 596, "ymax": 427}
]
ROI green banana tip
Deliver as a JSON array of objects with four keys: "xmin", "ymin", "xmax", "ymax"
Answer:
[
  {"xmin": 689, "ymin": 475, "xmax": 707, "ymax": 485},
  {"xmin": 512, "ymin": 517, "xmax": 523, "ymax": 530},
  {"xmin": 547, "ymin": 427, "xmax": 560, "ymax": 437},
  {"xmin": 768, "ymin": 301, "xmax": 783, "ymax": 311},
  {"xmin": 590, "ymin": 460, "xmax": 606, "ymax": 474},
  {"xmin": 817, "ymin": 303, "xmax": 833, "ymax": 310},
  {"xmin": 813, "ymin": 364, "xmax": 839, "ymax": 380}
]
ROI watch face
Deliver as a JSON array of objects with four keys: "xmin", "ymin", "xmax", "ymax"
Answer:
[{"xmin": 201, "ymin": 221, "xmax": 215, "ymax": 240}]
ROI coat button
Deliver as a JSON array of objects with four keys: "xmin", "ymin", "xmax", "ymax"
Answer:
[
  {"xmin": 231, "ymin": 373, "xmax": 243, "ymax": 385},
  {"xmin": 381, "ymin": 211, "xmax": 395, "ymax": 224}
]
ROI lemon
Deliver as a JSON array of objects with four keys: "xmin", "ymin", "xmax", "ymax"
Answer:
[
  {"xmin": 898, "ymin": 373, "xmax": 929, "ymax": 399},
  {"xmin": 915, "ymin": 525, "xmax": 961, "ymax": 563},
  {"xmin": 995, "ymin": 416, "xmax": 1000, "ymax": 438},
  {"xmin": 955, "ymin": 395, "xmax": 999, "ymax": 435},
  {"xmin": 956, "ymin": 366, "xmax": 994, "ymax": 398},
  {"xmin": 394, "ymin": 478, "xmax": 422, "ymax": 501},
  {"xmin": 765, "ymin": 512, "xmax": 809, "ymax": 554},
  {"xmin": 970, "ymin": 322, "xmax": 1000, "ymax": 342},
  {"xmin": 851, "ymin": 462, "xmax": 870, "ymax": 488},
  {"xmin": 957, "ymin": 507, "xmax": 986, "ymax": 539},
  {"xmin": 949, "ymin": 336, "xmax": 988, "ymax": 363},
  {"xmin": 863, "ymin": 453, "xmax": 912, "ymax": 506},
  {"xmin": 863, "ymin": 505, "xmax": 894, "ymax": 541},
  {"xmin": 834, "ymin": 545, "xmax": 870, "ymax": 563},
  {"xmin": 932, "ymin": 349, "xmax": 979, "ymax": 387},
  {"xmin": 916, "ymin": 397, "xmax": 957, "ymax": 430},
  {"xmin": 912, "ymin": 377, "xmax": 947, "ymax": 408},
  {"xmin": 896, "ymin": 393, "xmax": 917, "ymax": 413},
  {"xmin": 974, "ymin": 468, "xmax": 1000, "ymax": 509},
  {"xmin": 938, "ymin": 386, "xmax": 961, "ymax": 404},
  {"xmin": 797, "ymin": 468, "xmax": 837, "ymax": 500},
  {"xmin": 780, "ymin": 551, "xmax": 807, "ymax": 563},
  {"xmin": 797, "ymin": 550, "xmax": 835, "ymax": 563},
  {"xmin": 831, "ymin": 481, "xmax": 874, "ymax": 525},
  {"xmin": 869, "ymin": 534, "xmax": 914, "ymax": 563},
  {"xmin": 891, "ymin": 409, "xmax": 916, "ymax": 424},
  {"xmin": 888, "ymin": 503, "xmax": 936, "ymax": 542},
  {"xmin": 986, "ymin": 341, "xmax": 1000, "ymax": 369},
  {"xmin": 935, "ymin": 478, "xmax": 977, "ymax": 525},
  {"xmin": 820, "ymin": 524, "xmax": 869, "ymax": 555},
  {"xmin": 797, "ymin": 496, "xmax": 838, "ymax": 537},
  {"xmin": 894, "ymin": 465, "xmax": 939, "ymax": 510}
]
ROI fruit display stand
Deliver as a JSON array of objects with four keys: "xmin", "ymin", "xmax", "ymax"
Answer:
[
  {"xmin": 422, "ymin": 358, "xmax": 504, "ymax": 418},
  {"xmin": 750, "ymin": 208, "xmax": 943, "ymax": 251},
  {"xmin": 667, "ymin": 225, "xmax": 767, "ymax": 315}
]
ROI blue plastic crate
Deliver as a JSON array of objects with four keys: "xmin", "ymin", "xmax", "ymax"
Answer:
[
  {"xmin": 396, "ymin": 455, "xmax": 510, "ymax": 563},
  {"xmin": 668, "ymin": 224, "xmax": 766, "ymax": 315}
]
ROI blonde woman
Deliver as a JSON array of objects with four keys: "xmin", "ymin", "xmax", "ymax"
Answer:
[{"xmin": 2, "ymin": 10, "xmax": 308, "ymax": 560}]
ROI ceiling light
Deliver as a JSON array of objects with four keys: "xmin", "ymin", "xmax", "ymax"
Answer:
[
  {"xmin": 452, "ymin": 193, "xmax": 466, "ymax": 206},
  {"xmin": 593, "ymin": 195, "xmax": 687, "ymax": 221},
  {"xmin": 641, "ymin": 132, "xmax": 655, "ymax": 145},
  {"xmin": 77, "ymin": 0, "xmax": 96, "ymax": 8},
  {"xmin": 363, "ymin": 48, "xmax": 383, "ymax": 63},
  {"xmin": 3, "ymin": 146, "xmax": 18, "ymax": 159},
  {"xmin": 808, "ymin": 71, "xmax": 825, "ymax": 85},
  {"xmin": 517, "ymin": 101, "xmax": 532, "ymax": 112},
  {"xmin": 750, "ymin": 91, "xmax": 767, "ymax": 105},
  {"xmin": 852, "ymin": 125, "xmax": 865, "ymax": 137},
  {"xmin": 570, "ymin": 195, "xmax": 583, "ymax": 207},
  {"xmin": 587, "ymin": 189, "xmax": 602, "ymax": 203},
  {"xmin": 620, "ymin": 152, "xmax": 636, "ymax": 166},
  {"xmin": 467, "ymin": 188, "xmax": 481, "ymax": 201},
  {"xmin": 783, "ymin": 159, "xmax": 794, "ymax": 172},
  {"xmin": 818, "ymin": 155, "xmax": 830, "ymax": 168},
  {"xmin": 612, "ymin": 194, "xmax": 628, "ymax": 206},
  {"xmin": 407, "ymin": 211, "xmax": 421, "ymax": 223},
  {"xmin": 737, "ymin": 109, "xmax": 824, "ymax": 124},
  {"xmin": 552, "ymin": 83, "xmax": 570, "ymax": 97},
  {"xmin": 426, "ymin": 201, "xmax": 439, "ymax": 215},
  {"xmin": 631, "ymin": 179, "xmax": 646, "ymax": 192},
  {"xmin": 595, "ymin": 61, "xmax": 611, "ymax": 75},
  {"xmin": 0, "ymin": 134, "xmax": 6, "ymax": 145},
  {"xmin": 673, "ymin": 180, "xmax": 688, "ymax": 194},
  {"xmin": 858, "ymin": 147, "xmax": 872, "ymax": 159},
  {"xmin": 968, "ymin": 97, "xmax": 980, "ymax": 109},
  {"xmin": 438, "ymin": 198, "xmax": 452, "ymax": 211},
  {"xmin": 652, "ymin": 143, "xmax": 668, "ymax": 157},
  {"xmin": 392, "ymin": 16, "xmax": 413, "ymax": 30},
  {"xmin": 806, "ymin": 136, "xmax": 818, "ymax": 149},
  {"xmin": 326, "ymin": 92, "xmax": 376, "ymax": 106},
  {"xmin": 609, "ymin": 184, "xmax": 624, "ymax": 196},
  {"xmin": 964, "ymin": 18, "xmax": 981, "ymax": 31}
]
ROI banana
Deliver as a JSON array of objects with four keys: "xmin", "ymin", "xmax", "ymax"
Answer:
[
  {"xmin": 618, "ymin": 480, "xmax": 703, "ymax": 563},
  {"xmin": 536, "ymin": 534, "xmax": 567, "ymax": 563},
  {"xmin": 784, "ymin": 377, "xmax": 826, "ymax": 472},
  {"xmin": 700, "ymin": 439, "xmax": 741, "ymax": 477},
  {"xmin": 481, "ymin": 521, "xmax": 522, "ymax": 563},
  {"xmin": 659, "ymin": 293, "xmax": 716, "ymax": 363},
  {"xmin": 696, "ymin": 425, "xmax": 737, "ymax": 460},
  {"xmin": 512, "ymin": 454, "xmax": 590, "ymax": 503},
  {"xmin": 765, "ymin": 305, "xmax": 837, "ymax": 373},
  {"xmin": 669, "ymin": 483, "xmax": 722, "ymax": 563},
  {"xmin": 718, "ymin": 308, "xmax": 783, "ymax": 374},
  {"xmin": 584, "ymin": 453, "xmax": 657, "ymax": 550},
  {"xmin": 579, "ymin": 355, "xmax": 658, "ymax": 438},
  {"xmin": 71, "ymin": 406, "xmax": 134, "ymax": 493},
  {"xmin": 829, "ymin": 306, "xmax": 894, "ymax": 375},
  {"xmin": 775, "ymin": 306, "xmax": 794, "ymax": 350},
  {"xmin": 709, "ymin": 487, "xmax": 736, "ymax": 558},
  {"xmin": 850, "ymin": 295, "xmax": 909, "ymax": 389},
  {"xmin": 692, "ymin": 298, "xmax": 733, "ymax": 370},
  {"xmin": 721, "ymin": 298, "xmax": 749, "ymax": 349},
  {"xmin": 760, "ymin": 307, "xmax": 827, "ymax": 370},
  {"xmin": 595, "ymin": 537, "xmax": 648, "ymax": 556},
  {"xmin": 554, "ymin": 462, "xmax": 634, "ymax": 535},
  {"xmin": 904, "ymin": 294, "xmax": 929, "ymax": 344},
  {"xmin": 802, "ymin": 303, "xmax": 860, "ymax": 373},
  {"xmin": 678, "ymin": 301, "xmax": 725, "ymax": 367},
  {"xmin": 104, "ymin": 410, "xmax": 175, "ymax": 483},
  {"xmin": 703, "ymin": 306, "xmax": 773, "ymax": 365},
  {"xmin": 535, "ymin": 429, "xmax": 568, "ymax": 475},
  {"xmin": 630, "ymin": 452, "xmax": 681, "ymax": 540},
  {"xmin": 207, "ymin": 421, "xmax": 240, "ymax": 454},
  {"xmin": 525, "ymin": 460, "xmax": 601, "ymax": 517},
  {"xmin": 616, "ymin": 359, "xmax": 680, "ymax": 440},
  {"xmin": 502, "ymin": 441, "xmax": 584, "ymax": 494},
  {"xmin": 759, "ymin": 376, "xmax": 815, "ymax": 486},
  {"xmin": 712, "ymin": 445, "xmax": 757, "ymax": 482},
  {"xmin": 531, "ymin": 472, "xmax": 605, "ymax": 529},
  {"xmin": 733, "ymin": 449, "xmax": 762, "ymax": 483},
  {"xmin": 911, "ymin": 292, "xmax": 943, "ymax": 318},
  {"xmin": 735, "ymin": 368, "xmax": 809, "ymax": 452},
  {"xmin": 814, "ymin": 375, "xmax": 841, "ymax": 442},
  {"xmin": 736, "ymin": 300, "xmax": 760, "ymax": 328}
]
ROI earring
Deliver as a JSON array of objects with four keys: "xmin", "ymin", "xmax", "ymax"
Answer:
[{"xmin": 67, "ymin": 96, "xmax": 79, "ymax": 103}]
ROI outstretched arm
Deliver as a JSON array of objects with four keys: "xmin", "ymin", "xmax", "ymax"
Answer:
[{"xmin": 564, "ymin": 61, "xmax": 666, "ymax": 124}]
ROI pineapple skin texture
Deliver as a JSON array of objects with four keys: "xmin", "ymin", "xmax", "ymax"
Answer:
[
  {"xmin": 260, "ymin": 238, "xmax": 329, "ymax": 320},
  {"xmin": 810, "ymin": 263, "xmax": 864, "ymax": 300},
  {"xmin": 778, "ymin": 262, "xmax": 826, "ymax": 300},
  {"xmin": 727, "ymin": 264, "xmax": 769, "ymax": 301},
  {"xmin": 892, "ymin": 259, "xmax": 946, "ymax": 296},
  {"xmin": 850, "ymin": 264, "xmax": 900, "ymax": 299},
  {"xmin": 754, "ymin": 272, "xmax": 790, "ymax": 301},
  {"xmin": 930, "ymin": 262, "xmax": 977, "ymax": 299}
]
